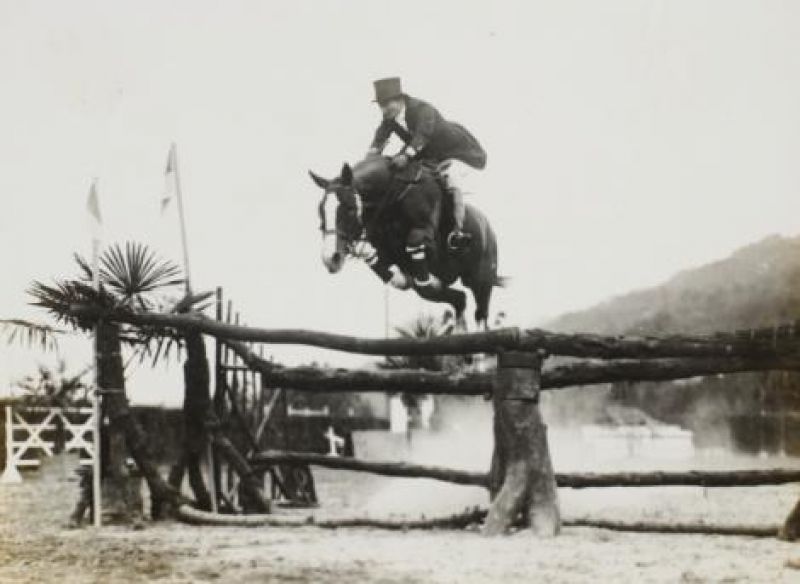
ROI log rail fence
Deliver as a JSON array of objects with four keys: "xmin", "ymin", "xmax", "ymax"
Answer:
[{"xmin": 68, "ymin": 302, "xmax": 800, "ymax": 539}]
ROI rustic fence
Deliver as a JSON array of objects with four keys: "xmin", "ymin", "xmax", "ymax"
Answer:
[
  {"xmin": 69, "ymin": 304, "xmax": 800, "ymax": 538},
  {"xmin": 214, "ymin": 321, "xmax": 800, "ymax": 537},
  {"xmin": 213, "ymin": 288, "xmax": 317, "ymax": 509}
]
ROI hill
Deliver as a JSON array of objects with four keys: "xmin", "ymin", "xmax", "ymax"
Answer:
[
  {"xmin": 547, "ymin": 234, "xmax": 800, "ymax": 335},
  {"xmin": 543, "ymin": 234, "xmax": 800, "ymax": 454}
]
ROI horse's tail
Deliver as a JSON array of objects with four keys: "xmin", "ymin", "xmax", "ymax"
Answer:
[{"xmin": 494, "ymin": 275, "xmax": 510, "ymax": 288}]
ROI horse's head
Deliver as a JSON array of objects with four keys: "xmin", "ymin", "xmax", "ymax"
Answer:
[{"xmin": 309, "ymin": 163, "xmax": 363, "ymax": 274}]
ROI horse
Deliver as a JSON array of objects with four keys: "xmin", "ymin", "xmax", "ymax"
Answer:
[{"xmin": 309, "ymin": 155, "xmax": 504, "ymax": 329}]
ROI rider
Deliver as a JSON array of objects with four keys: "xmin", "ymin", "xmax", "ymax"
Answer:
[{"xmin": 367, "ymin": 77, "xmax": 487, "ymax": 252}]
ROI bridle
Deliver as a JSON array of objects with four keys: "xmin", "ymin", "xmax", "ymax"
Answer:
[
  {"xmin": 319, "ymin": 189, "xmax": 369, "ymax": 258},
  {"xmin": 319, "ymin": 161, "xmax": 422, "ymax": 260}
]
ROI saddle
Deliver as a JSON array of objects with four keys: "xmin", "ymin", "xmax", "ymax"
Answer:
[
  {"xmin": 384, "ymin": 160, "xmax": 457, "ymax": 244},
  {"xmin": 390, "ymin": 160, "xmax": 450, "ymax": 202}
]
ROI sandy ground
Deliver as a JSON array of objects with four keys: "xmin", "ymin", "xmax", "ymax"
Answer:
[{"xmin": 3, "ymin": 455, "xmax": 800, "ymax": 583}]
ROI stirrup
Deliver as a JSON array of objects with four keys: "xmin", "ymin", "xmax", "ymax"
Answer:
[{"xmin": 447, "ymin": 230, "xmax": 472, "ymax": 251}]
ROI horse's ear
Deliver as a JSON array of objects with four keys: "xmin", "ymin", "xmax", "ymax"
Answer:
[
  {"xmin": 340, "ymin": 163, "xmax": 353, "ymax": 186},
  {"xmin": 308, "ymin": 170, "xmax": 329, "ymax": 190}
]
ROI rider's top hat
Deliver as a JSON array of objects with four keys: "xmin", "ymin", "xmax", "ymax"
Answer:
[{"xmin": 373, "ymin": 77, "xmax": 404, "ymax": 104}]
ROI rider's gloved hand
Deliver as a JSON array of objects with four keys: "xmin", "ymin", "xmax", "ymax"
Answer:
[{"xmin": 391, "ymin": 154, "xmax": 410, "ymax": 169}]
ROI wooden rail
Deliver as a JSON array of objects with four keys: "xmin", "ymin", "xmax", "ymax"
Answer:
[
  {"xmin": 68, "ymin": 306, "xmax": 800, "ymax": 359},
  {"xmin": 175, "ymin": 505, "xmax": 781, "ymax": 537},
  {"xmin": 224, "ymin": 341, "xmax": 800, "ymax": 396},
  {"xmin": 252, "ymin": 450, "xmax": 800, "ymax": 489}
]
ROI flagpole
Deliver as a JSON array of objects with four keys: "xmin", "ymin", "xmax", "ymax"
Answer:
[
  {"xmin": 384, "ymin": 286, "xmax": 390, "ymax": 339},
  {"xmin": 170, "ymin": 143, "xmax": 193, "ymax": 294},
  {"xmin": 88, "ymin": 179, "xmax": 103, "ymax": 528}
]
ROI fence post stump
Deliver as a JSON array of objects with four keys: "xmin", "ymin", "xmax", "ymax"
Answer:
[{"xmin": 484, "ymin": 351, "xmax": 560, "ymax": 536}]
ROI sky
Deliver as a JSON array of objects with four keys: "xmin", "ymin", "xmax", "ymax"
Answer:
[{"xmin": 1, "ymin": 0, "xmax": 800, "ymax": 404}]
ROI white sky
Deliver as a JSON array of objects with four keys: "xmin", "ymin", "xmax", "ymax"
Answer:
[{"xmin": 1, "ymin": 0, "xmax": 799, "ymax": 405}]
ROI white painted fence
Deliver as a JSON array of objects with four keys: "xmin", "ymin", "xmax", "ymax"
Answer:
[{"xmin": 1, "ymin": 405, "xmax": 97, "ymax": 483}]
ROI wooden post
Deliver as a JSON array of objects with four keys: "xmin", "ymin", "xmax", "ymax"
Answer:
[
  {"xmin": 484, "ymin": 351, "xmax": 560, "ymax": 536},
  {"xmin": 779, "ymin": 500, "xmax": 800, "ymax": 540},
  {"xmin": 211, "ymin": 286, "xmax": 225, "ymax": 511},
  {"xmin": 0, "ymin": 406, "xmax": 22, "ymax": 484}
]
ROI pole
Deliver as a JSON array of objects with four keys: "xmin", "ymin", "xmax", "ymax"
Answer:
[
  {"xmin": 170, "ymin": 143, "xmax": 193, "ymax": 294},
  {"xmin": 91, "ymin": 389, "xmax": 102, "ymax": 527},
  {"xmin": 91, "ymin": 192, "xmax": 103, "ymax": 528},
  {"xmin": 0, "ymin": 406, "xmax": 22, "ymax": 483}
]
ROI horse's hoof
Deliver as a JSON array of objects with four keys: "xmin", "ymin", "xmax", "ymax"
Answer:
[
  {"xmin": 414, "ymin": 275, "xmax": 443, "ymax": 290},
  {"xmin": 389, "ymin": 271, "xmax": 411, "ymax": 290}
]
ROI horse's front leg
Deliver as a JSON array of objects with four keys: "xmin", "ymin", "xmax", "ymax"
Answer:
[
  {"xmin": 403, "ymin": 227, "xmax": 467, "ymax": 318},
  {"xmin": 364, "ymin": 248, "xmax": 411, "ymax": 290},
  {"xmin": 405, "ymin": 228, "xmax": 442, "ymax": 290}
]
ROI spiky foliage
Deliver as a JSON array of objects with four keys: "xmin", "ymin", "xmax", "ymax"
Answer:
[
  {"xmin": 99, "ymin": 242, "xmax": 184, "ymax": 309},
  {"xmin": 14, "ymin": 360, "xmax": 91, "ymax": 406},
  {"xmin": 28, "ymin": 241, "xmax": 189, "ymax": 365},
  {"xmin": 0, "ymin": 318, "xmax": 67, "ymax": 352},
  {"xmin": 29, "ymin": 279, "xmax": 114, "ymax": 332},
  {"xmin": 380, "ymin": 312, "xmax": 456, "ymax": 372}
]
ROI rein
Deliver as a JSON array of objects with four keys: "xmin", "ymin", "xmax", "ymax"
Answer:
[
  {"xmin": 359, "ymin": 166, "xmax": 423, "ymax": 240},
  {"xmin": 323, "ymin": 161, "xmax": 427, "ymax": 261}
]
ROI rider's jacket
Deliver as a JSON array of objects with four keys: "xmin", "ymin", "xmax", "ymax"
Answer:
[{"xmin": 370, "ymin": 95, "xmax": 487, "ymax": 170}]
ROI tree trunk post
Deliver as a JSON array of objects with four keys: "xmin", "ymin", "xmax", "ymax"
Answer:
[
  {"xmin": 484, "ymin": 350, "xmax": 560, "ymax": 536},
  {"xmin": 96, "ymin": 322, "xmax": 143, "ymax": 524},
  {"xmin": 779, "ymin": 498, "xmax": 800, "ymax": 540}
]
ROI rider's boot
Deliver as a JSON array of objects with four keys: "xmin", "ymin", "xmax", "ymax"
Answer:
[{"xmin": 446, "ymin": 183, "xmax": 472, "ymax": 252}]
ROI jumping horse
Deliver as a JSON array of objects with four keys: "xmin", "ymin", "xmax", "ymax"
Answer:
[{"xmin": 309, "ymin": 155, "xmax": 504, "ymax": 329}]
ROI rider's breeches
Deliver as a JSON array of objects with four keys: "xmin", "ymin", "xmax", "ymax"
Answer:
[
  {"xmin": 449, "ymin": 181, "xmax": 466, "ymax": 231},
  {"xmin": 440, "ymin": 161, "xmax": 469, "ymax": 231},
  {"xmin": 406, "ymin": 228, "xmax": 436, "ymax": 287}
]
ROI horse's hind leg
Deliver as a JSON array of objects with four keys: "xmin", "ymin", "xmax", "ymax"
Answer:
[
  {"xmin": 472, "ymin": 282, "xmax": 494, "ymax": 330},
  {"xmin": 414, "ymin": 285, "xmax": 467, "ymax": 323}
]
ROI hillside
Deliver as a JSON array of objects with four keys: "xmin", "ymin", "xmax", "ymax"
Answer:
[
  {"xmin": 547, "ymin": 234, "xmax": 800, "ymax": 336},
  {"xmin": 544, "ymin": 234, "xmax": 800, "ymax": 454}
]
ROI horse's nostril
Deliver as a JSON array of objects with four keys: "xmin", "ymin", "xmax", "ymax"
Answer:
[{"xmin": 332, "ymin": 252, "xmax": 342, "ymax": 264}]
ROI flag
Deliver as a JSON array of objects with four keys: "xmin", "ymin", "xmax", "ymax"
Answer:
[
  {"xmin": 86, "ymin": 179, "xmax": 102, "ymax": 289},
  {"xmin": 160, "ymin": 141, "xmax": 193, "ymax": 290},
  {"xmin": 162, "ymin": 143, "xmax": 177, "ymax": 213},
  {"xmin": 86, "ymin": 179, "xmax": 102, "ymax": 234}
]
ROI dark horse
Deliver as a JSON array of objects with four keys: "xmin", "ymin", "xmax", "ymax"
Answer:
[{"xmin": 309, "ymin": 155, "xmax": 503, "ymax": 328}]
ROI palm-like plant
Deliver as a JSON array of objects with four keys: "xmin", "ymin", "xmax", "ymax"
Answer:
[
  {"xmin": 380, "ymin": 312, "xmax": 457, "ymax": 373},
  {"xmin": 14, "ymin": 360, "xmax": 91, "ymax": 406},
  {"xmin": 12, "ymin": 241, "xmax": 269, "ymax": 518},
  {"xmin": 1, "ymin": 318, "xmax": 67, "ymax": 352},
  {"xmin": 30, "ymin": 242, "xmax": 183, "ymax": 331},
  {"xmin": 25, "ymin": 241, "xmax": 186, "ymax": 522},
  {"xmin": 378, "ymin": 312, "xmax": 461, "ymax": 430}
]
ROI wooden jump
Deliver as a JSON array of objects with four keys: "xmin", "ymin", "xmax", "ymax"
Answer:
[{"xmin": 67, "ymin": 302, "xmax": 800, "ymax": 539}]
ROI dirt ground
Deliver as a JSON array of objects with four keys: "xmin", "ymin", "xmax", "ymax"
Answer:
[{"xmin": 3, "ymin": 455, "xmax": 800, "ymax": 583}]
